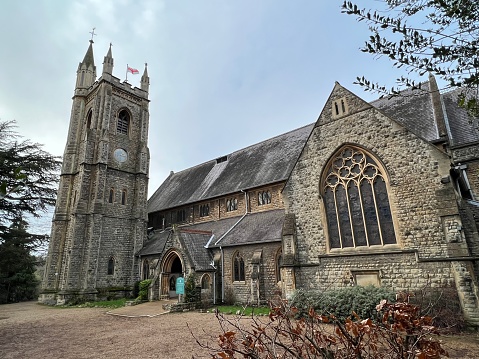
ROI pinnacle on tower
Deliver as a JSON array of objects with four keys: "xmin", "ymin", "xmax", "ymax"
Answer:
[
  {"xmin": 76, "ymin": 40, "xmax": 97, "ymax": 89},
  {"xmin": 102, "ymin": 43, "xmax": 114, "ymax": 75},
  {"xmin": 141, "ymin": 63, "xmax": 150, "ymax": 93}
]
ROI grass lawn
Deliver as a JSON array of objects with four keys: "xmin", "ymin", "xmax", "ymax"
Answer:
[{"xmin": 214, "ymin": 305, "xmax": 270, "ymax": 316}]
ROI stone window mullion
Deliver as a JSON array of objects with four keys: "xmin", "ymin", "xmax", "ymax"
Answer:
[{"xmin": 323, "ymin": 146, "xmax": 396, "ymax": 249}]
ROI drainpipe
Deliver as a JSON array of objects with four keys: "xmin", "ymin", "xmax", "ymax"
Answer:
[{"xmin": 220, "ymin": 245, "xmax": 224, "ymax": 303}]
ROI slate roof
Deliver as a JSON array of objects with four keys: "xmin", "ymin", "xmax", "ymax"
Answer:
[
  {"xmin": 210, "ymin": 209, "xmax": 285, "ymax": 247},
  {"xmin": 180, "ymin": 209, "xmax": 285, "ymax": 248},
  {"xmin": 147, "ymin": 124, "xmax": 314, "ymax": 213},
  {"xmin": 442, "ymin": 89, "xmax": 479, "ymax": 146},
  {"xmin": 371, "ymin": 82, "xmax": 479, "ymax": 146},
  {"xmin": 371, "ymin": 82, "xmax": 439, "ymax": 142},
  {"xmin": 178, "ymin": 231, "xmax": 214, "ymax": 271},
  {"xmin": 138, "ymin": 230, "xmax": 170, "ymax": 256}
]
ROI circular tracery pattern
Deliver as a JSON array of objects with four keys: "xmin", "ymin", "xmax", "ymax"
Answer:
[
  {"xmin": 325, "ymin": 149, "xmax": 380, "ymax": 187},
  {"xmin": 323, "ymin": 146, "xmax": 396, "ymax": 249}
]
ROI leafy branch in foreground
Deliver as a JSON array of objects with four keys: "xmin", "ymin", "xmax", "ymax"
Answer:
[{"xmin": 342, "ymin": 0, "xmax": 479, "ymax": 115}]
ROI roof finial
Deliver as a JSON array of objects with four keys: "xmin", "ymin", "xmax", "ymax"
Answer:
[{"xmin": 89, "ymin": 27, "xmax": 97, "ymax": 42}]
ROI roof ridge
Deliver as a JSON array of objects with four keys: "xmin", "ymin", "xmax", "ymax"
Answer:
[{"xmin": 167, "ymin": 123, "xmax": 314, "ymax": 177}]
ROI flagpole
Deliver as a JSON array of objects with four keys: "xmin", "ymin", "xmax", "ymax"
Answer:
[{"xmin": 126, "ymin": 64, "xmax": 128, "ymax": 82}]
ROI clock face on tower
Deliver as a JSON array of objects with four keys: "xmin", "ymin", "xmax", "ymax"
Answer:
[{"xmin": 113, "ymin": 148, "xmax": 128, "ymax": 163}]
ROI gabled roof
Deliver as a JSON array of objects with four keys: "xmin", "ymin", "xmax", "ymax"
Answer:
[
  {"xmin": 148, "ymin": 124, "xmax": 314, "ymax": 213},
  {"xmin": 179, "ymin": 209, "xmax": 285, "ymax": 248}
]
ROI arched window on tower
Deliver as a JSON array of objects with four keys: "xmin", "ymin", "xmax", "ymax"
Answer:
[
  {"xmin": 109, "ymin": 188, "xmax": 114, "ymax": 203},
  {"xmin": 86, "ymin": 109, "xmax": 92, "ymax": 130},
  {"xmin": 121, "ymin": 189, "xmax": 127, "ymax": 205},
  {"xmin": 233, "ymin": 252, "xmax": 245, "ymax": 282},
  {"xmin": 323, "ymin": 146, "xmax": 396, "ymax": 249},
  {"xmin": 117, "ymin": 110, "xmax": 130, "ymax": 135},
  {"xmin": 107, "ymin": 257, "xmax": 115, "ymax": 275}
]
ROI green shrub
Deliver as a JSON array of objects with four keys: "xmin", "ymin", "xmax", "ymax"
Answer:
[
  {"xmin": 184, "ymin": 273, "xmax": 200, "ymax": 303},
  {"xmin": 137, "ymin": 279, "xmax": 151, "ymax": 301},
  {"xmin": 290, "ymin": 285, "xmax": 396, "ymax": 320}
]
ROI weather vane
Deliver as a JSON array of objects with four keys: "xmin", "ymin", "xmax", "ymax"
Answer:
[{"xmin": 89, "ymin": 27, "xmax": 97, "ymax": 41}]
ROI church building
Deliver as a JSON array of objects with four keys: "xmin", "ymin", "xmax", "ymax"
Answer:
[{"xmin": 41, "ymin": 41, "xmax": 479, "ymax": 324}]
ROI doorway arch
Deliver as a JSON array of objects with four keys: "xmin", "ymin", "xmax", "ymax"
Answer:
[{"xmin": 161, "ymin": 251, "xmax": 184, "ymax": 298}]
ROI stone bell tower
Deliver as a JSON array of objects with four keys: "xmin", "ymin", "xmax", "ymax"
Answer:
[{"xmin": 39, "ymin": 39, "xmax": 150, "ymax": 304}]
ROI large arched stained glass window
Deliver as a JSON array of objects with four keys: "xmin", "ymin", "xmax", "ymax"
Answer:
[{"xmin": 323, "ymin": 146, "xmax": 396, "ymax": 249}]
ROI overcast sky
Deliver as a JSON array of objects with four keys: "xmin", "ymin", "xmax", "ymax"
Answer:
[{"xmin": 1, "ymin": 0, "xmax": 427, "ymax": 233}]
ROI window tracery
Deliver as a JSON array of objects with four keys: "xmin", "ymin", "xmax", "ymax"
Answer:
[{"xmin": 323, "ymin": 146, "xmax": 396, "ymax": 249}]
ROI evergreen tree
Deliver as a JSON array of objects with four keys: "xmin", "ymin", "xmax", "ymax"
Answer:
[
  {"xmin": 0, "ymin": 120, "xmax": 61, "ymax": 303},
  {"xmin": 342, "ymin": 0, "xmax": 479, "ymax": 114},
  {"xmin": 0, "ymin": 218, "xmax": 40, "ymax": 303}
]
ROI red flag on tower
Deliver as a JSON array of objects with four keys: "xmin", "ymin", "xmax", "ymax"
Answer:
[{"xmin": 127, "ymin": 66, "xmax": 139, "ymax": 74}]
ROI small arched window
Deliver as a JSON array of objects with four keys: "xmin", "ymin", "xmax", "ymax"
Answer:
[
  {"xmin": 275, "ymin": 250, "xmax": 282, "ymax": 283},
  {"xmin": 201, "ymin": 274, "xmax": 211, "ymax": 290},
  {"xmin": 142, "ymin": 260, "xmax": 149, "ymax": 280},
  {"xmin": 117, "ymin": 110, "xmax": 130, "ymax": 135},
  {"xmin": 177, "ymin": 209, "xmax": 186, "ymax": 222},
  {"xmin": 258, "ymin": 191, "xmax": 272, "ymax": 206},
  {"xmin": 200, "ymin": 204, "xmax": 210, "ymax": 217},
  {"xmin": 109, "ymin": 188, "xmax": 114, "ymax": 203},
  {"xmin": 226, "ymin": 198, "xmax": 238, "ymax": 212},
  {"xmin": 86, "ymin": 109, "xmax": 92, "ymax": 130},
  {"xmin": 107, "ymin": 257, "xmax": 115, "ymax": 275},
  {"xmin": 323, "ymin": 146, "xmax": 396, "ymax": 249},
  {"xmin": 121, "ymin": 189, "xmax": 127, "ymax": 205},
  {"xmin": 233, "ymin": 252, "xmax": 245, "ymax": 282}
]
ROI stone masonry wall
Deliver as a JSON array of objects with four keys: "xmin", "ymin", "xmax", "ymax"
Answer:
[
  {"xmin": 283, "ymin": 84, "xmax": 467, "ymax": 296},
  {"xmin": 222, "ymin": 243, "xmax": 281, "ymax": 304}
]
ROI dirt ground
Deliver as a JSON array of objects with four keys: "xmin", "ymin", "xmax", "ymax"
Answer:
[{"xmin": 1, "ymin": 301, "xmax": 479, "ymax": 359}]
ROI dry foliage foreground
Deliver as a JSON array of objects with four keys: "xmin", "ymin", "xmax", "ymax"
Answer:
[{"xmin": 0, "ymin": 301, "xmax": 479, "ymax": 359}]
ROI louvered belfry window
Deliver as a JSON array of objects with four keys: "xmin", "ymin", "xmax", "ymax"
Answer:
[
  {"xmin": 323, "ymin": 146, "xmax": 396, "ymax": 249},
  {"xmin": 117, "ymin": 110, "xmax": 129, "ymax": 135}
]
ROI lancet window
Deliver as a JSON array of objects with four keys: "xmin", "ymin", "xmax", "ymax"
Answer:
[{"xmin": 233, "ymin": 252, "xmax": 245, "ymax": 282}]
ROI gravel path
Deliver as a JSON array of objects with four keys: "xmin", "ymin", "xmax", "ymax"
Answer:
[
  {"xmin": 1, "ymin": 301, "xmax": 479, "ymax": 358},
  {"xmin": 0, "ymin": 301, "xmax": 220, "ymax": 359}
]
